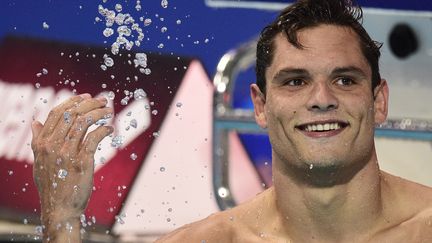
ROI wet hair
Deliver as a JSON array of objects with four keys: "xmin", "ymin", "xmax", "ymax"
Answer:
[{"xmin": 255, "ymin": 0, "xmax": 383, "ymax": 95}]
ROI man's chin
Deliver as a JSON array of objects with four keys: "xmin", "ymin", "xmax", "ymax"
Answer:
[{"xmin": 288, "ymin": 158, "xmax": 365, "ymax": 187}]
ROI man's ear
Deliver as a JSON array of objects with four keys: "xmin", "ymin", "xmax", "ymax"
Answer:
[
  {"xmin": 250, "ymin": 84, "xmax": 267, "ymax": 129},
  {"xmin": 373, "ymin": 79, "xmax": 389, "ymax": 124}
]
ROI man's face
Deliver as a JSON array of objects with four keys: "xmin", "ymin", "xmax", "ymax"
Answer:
[{"xmin": 251, "ymin": 24, "xmax": 388, "ymax": 172}]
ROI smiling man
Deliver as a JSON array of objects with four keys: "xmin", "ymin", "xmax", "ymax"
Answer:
[
  {"xmin": 32, "ymin": 0, "xmax": 432, "ymax": 242},
  {"xmin": 156, "ymin": 0, "xmax": 432, "ymax": 242}
]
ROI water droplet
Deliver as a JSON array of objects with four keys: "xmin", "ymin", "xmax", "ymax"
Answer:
[
  {"xmin": 63, "ymin": 111, "xmax": 72, "ymax": 124},
  {"xmin": 103, "ymin": 28, "xmax": 114, "ymax": 37},
  {"xmin": 115, "ymin": 215, "xmax": 125, "ymax": 224},
  {"xmin": 161, "ymin": 27, "xmax": 168, "ymax": 33},
  {"xmin": 111, "ymin": 136, "xmax": 124, "ymax": 148},
  {"xmin": 101, "ymin": 83, "xmax": 107, "ymax": 89},
  {"xmin": 176, "ymin": 19, "xmax": 182, "ymax": 25},
  {"xmin": 160, "ymin": 167, "xmax": 165, "ymax": 172},
  {"xmin": 176, "ymin": 102, "xmax": 182, "ymax": 108},
  {"xmin": 152, "ymin": 110, "xmax": 158, "ymax": 115},
  {"xmin": 107, "ymin": 91, "xmax": 115, "ymax": 100},
  {"xmin": 204, "ymin": 38, "xmax": 209, "ymax": 43},
  {"xmin": 133, "ymin": 88, "xmax": 147, "ymax": 100},
  {"xmin": 130, "ymin": 119, "xmax": 138, "ymax": 128},
  {"xmin": 8, "ymin": 170, "xmax": 13, "ymax": 176},
  {"xmin": 168, "ymin": 208, "xmax": 172, "ymax": 212},
  {"xmin": 117, "ymin": 25, "xmax": 132, "ymax": 37},
  {"xmin": 157, "ymin": 43, "xmax": 164, "ymax": 49},
  {"xmin": 309, "ymin": 164, "xmax": 314, "ymax": 170},
  {"xmin": 42, "ymin": 68, "xmax": 48, "ymax": 75},
  {"xmin": 42, "ymin": 22, "xmax": 49, "ymax": 29},
  {"xmin": 135, "ymin": 3, "xmax": 142, "ymax": 11},
  {"xmin": 115, "ymin": 3, "xmax": 123, "ymax": 12},
  {"xmin": 23, "ymin": 219, "xmax": 28, "ymax": 224},
  {"xmin": 152, "ymin": 131, "xmax": 160, "ymax": 137},
  {"xmin": 134, "ymin": 53, "xmax": 147, "ymax": 67},
  {"xmin": 161, "ymin": 0, "xmax": 168, "ymax": 8},
  {"xmin": 111, "ymin": 42, "xmax": 120, "ymax": 55},
  {"xmin": 100, "ymin": 64, "xmax": 107, "ymax": 71},
  {"xmin": 58, "ymin": 169, "xmax": 68, "ymax": 180},
  {"xmin": 35, "ymin": 226, "xmax": 43, "ymax": 235},
  {"xmin": 143, "ymin": 18, "xmax": 152, "ymax": 26},
  {"xmin": 121, "ymin": 97, "xmax": 130, "ymax": 105},
  {"xmin": 130, "ymin": 153, "xmax": 137, "ymax": 160},
  {"xmin": 35, "ymin": 83, "xmax": 41, "ymax": 89},
  {"xmin": 104, "ymin": 57, "xmax": 114, "ymax": 67}
]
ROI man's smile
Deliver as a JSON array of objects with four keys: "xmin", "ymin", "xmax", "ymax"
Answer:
[{"xmin": 295, "ymin": 120, "xmax": 349, "ymax": 138}]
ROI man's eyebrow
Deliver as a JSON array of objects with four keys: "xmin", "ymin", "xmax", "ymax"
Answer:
[
  {"xmin": 332, "ymin": 66, "xmax": 368, "ymax": 78},
  {"xmin": 272, "ymin": 68, "xmax": 310, "ymax": 81}
]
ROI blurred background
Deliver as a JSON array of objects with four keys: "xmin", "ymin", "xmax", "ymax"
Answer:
[{"xmin": 0, "ymin": 0, "xmax": 431, "ymax": 242}]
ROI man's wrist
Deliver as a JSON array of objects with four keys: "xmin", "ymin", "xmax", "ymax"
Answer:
[{"xmin": 40, "ymin": 208, "xmax": 82, "ymax": 243}]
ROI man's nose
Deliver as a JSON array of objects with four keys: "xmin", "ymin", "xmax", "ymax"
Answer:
[{"xmin": 306, "ymin": 82, "xmax": 338, "ymax": 112}]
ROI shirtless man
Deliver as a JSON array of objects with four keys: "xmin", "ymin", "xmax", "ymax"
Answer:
[{"xmin": 32, "ymin": 0, "xmax": 432, "ymax": 242}]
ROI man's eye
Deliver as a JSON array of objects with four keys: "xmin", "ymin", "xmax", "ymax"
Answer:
[
  {"xmin": 285, "ymin": 79, "xmax": 305, "ymax": 86},
  {"xmin": 335, "ymin": 77, "xmax": 354, "ymax": 86}
]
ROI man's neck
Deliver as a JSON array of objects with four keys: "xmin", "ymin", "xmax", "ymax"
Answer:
[{"xmin": 270, "ymin": 155, "xmax": 385, "ymax": 242}]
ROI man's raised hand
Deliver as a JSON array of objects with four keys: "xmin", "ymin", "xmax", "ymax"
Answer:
[{"xmin": 31, "ymin": 94, "xmax": 113, "ymax": 242}]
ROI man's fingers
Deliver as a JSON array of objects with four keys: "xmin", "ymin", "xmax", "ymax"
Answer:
[
  {"xmin": 81, "ymin": 126, "xmax": 114, "ymax": 156},
  {"xmin": 49, "ymin": 96, "xmax": 108, "ymax": 142},
  {"xmin": 39, "ymin": 94, "xmax": 89, "ymax": 139},
  {"xmin": 31, "ymin": 121, "xmax": 44, "ymax": 149},
  {"xmin": 64, "ymin": 107, "xmax": 113, "ymax": 152}
]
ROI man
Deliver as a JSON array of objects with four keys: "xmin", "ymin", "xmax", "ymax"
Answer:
[{"xmin": 32, "ymin": 0, "xmax": 432, "ymax": 242}]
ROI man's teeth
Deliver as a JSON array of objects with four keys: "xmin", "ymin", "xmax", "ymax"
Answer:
[{"xmin": 305, "ymin": 123, "xmax": 341, "ymax": 132}]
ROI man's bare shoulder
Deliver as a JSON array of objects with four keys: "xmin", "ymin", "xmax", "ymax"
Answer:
[
  {"xmin": 154, "ymin": 211, "xmax": 235, "ymax": 243},
  {"xmin": 381, "ymin": 171, "xmax": 432, "ymax": 230},
  {"xmin": 382, "ymin": 171, "xmax": 432, "ymax": 207},
  {"xmin": 155, "ymin": 189, "xmax": 273, "ymax": 243}
]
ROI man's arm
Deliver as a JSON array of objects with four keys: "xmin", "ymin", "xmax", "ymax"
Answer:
[{"xmin": 31, "ymin": 94, "xmax": 113, "ymax": 242}]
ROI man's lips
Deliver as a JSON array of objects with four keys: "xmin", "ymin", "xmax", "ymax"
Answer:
[{"xmin": 295, "ymin": 120, "xmax": 349, "ymax": 137}]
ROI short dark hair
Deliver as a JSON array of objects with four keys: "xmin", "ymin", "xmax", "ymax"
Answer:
[{"xmin": 255, "ymin": 0, "xmax": 383, "ymax": 95}]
